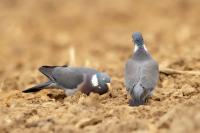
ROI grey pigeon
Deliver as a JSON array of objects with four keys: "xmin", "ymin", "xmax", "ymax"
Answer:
[
  {"xmin": 23, "ymin": 66, "xmax": 111, "ymax": 95},
  {"xmin": 125, "ymin": 32, "xmax": 159, "ymax": 106}
]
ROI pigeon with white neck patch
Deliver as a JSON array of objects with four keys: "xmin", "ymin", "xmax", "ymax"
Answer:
[
  {"xmin": 23, "ymin": 66, "xmax": 111, "ymax": 95},
  {"xmin": 125, "ymin": 32, "xmax": 159, "ymax": 106}
]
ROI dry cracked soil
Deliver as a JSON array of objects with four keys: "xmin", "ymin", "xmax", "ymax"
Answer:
[{"xmin": 0, "ymin": 0, "xmax": 200, "ymax": 133}]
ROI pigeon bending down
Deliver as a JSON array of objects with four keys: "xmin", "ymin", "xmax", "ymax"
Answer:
[
  {"xmin": 23, "ymin": 66, "xmax": 111, "ymax": 95},
  {"xmin": 125, "ymin": 32, "xmax": 159, "ymax": 106}
]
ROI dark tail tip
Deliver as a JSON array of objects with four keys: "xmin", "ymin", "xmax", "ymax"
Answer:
[
  {"xmin": 129, "ymin": 99, "xmax": 145, "ymax": 107},
  {"xmin": 22, "ymin": 88, "xmax": 43, "ymax": 93},
  {"xmin": 22, "ymin": 81, "xmax": 51, "ymax": 93}
]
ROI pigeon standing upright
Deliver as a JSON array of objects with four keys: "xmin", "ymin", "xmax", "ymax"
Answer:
[
  {"xmin": 125, "ymin": 32, "xmax": 159, "ymax": 106},
  {"xmin": 23, "ymin": 66, "xmax": 111, "ymax": 95}
]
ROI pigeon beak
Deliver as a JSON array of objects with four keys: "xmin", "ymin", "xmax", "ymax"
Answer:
[{"xmin": 106, "ymin": 83, "xmax": 111, "ymax": 90}]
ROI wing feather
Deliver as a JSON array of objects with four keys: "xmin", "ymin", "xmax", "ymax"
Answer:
[
  {"xmin": 125, "ymin": 59, "xmax": 140, "ymax": 91},
  {"xmin": 52, "ymin": 67, "xmax": 84, "ymax": 89},
  {"xmin": 141, "ymin": 60, "xmax": 159, "ymax": 90}
]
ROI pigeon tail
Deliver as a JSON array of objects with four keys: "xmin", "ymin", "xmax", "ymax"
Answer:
[
  {"xmin": 129, "ymin": 99, "xmax": 145, "ymax": 106},
  {"xmin": 23, "ymin": 81, "xmax": 52, "ymax": 93},
  {"xmin": 129, "ymin": 83, "xmax": 148, "ymax": 106},
  {"xmin": 132, "ymin": 83, "xmax": 145, "ymax": 100}
]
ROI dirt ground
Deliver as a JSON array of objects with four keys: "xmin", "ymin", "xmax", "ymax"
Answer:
[{"xmin": 0, "ymin": 0, "xmax": 200, "ymax": 133}]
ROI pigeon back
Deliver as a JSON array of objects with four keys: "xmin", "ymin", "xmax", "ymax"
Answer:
[
  {"xmin": 125, "ymin": 59, "xmax": 140, "ymax": 91},
  {"xmin": 52, "ymin": 67, "xmax": 85, "ymax": 89}
]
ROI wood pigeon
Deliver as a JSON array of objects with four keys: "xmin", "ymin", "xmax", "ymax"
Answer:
[
  {"xmin": 23, "ymin": 66, "xmax": 111, "ymax": 95},
  {"xmin": 125, "ymin": 32, "xmax": 159, "ymax": 106}
]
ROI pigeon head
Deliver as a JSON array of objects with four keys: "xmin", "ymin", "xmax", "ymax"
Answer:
[
  {"xmin": 91, "ymin": 72, "xmax": 111, "ymax": 94},
  {"xmin": 132, "ymin": 32, "xmax": 144, "ymax": 47}
]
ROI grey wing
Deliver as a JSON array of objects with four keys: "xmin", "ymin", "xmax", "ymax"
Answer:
[
  {"xmin": 141, "ymin": 60, "xmax": 159, "ymax": 90},
  {"xmin": 125, "ymin": 59, "xmax": 140, "ymax": 91},
  {"xmin": 52, "ymin": 67, "xmax": 85, "ymax": 89},
  {"xmin": 71, "ymin": 67, "xmax": 98, "ymax": 76}
]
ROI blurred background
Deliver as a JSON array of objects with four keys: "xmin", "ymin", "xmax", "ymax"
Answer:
[{"xmin": 0, "ymin": 0, "xmax": 200, "ymax": 133}]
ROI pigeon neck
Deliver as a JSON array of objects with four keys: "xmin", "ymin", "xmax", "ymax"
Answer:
[
  {"xmin": 133, "ymin": 47, "xmax": 151, "ymax": 60},
  {"xmin": 134, "ymin": 44, "xmax": 148, "ymax": 52},
  {"xmin": 80, "ymin": 75, "xmax": 93, "ymax": 95}
]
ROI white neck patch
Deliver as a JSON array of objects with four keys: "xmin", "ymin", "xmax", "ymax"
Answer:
[
  {"xmin": 134, "ymin": 44, "xmax": 148, "ymax": 52},
  {"xmin": 134, "ymin": 45, "xmax": 139, "ymax": 52},
  {"xmin": 143, "ymin": 44, "xmax": 148, "ymax": 51},
  {"xmin": 91, "ymin": 74, "xmax": 98, "ymax": 87}
]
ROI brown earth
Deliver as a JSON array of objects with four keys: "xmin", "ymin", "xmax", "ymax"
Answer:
[{"xmin": 0, "ymin": 0, "xmax": 200, "ymax": 133}]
